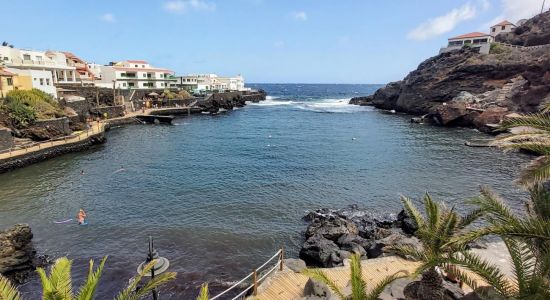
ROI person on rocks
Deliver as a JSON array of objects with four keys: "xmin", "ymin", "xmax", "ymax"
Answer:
[{"xmin": 77, "ymin": 209, "xmax": 87, "ymax": 225}]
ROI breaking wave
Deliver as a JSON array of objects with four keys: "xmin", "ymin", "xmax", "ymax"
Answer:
[{"xmin": 247, "ymin": 97, "xmax": 373, "ymax": 113}]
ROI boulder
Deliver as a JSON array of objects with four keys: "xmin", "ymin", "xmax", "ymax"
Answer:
[
  {"xmin": 380, "ymin": 230, "xmax": 423, "ymax": 257},
  {"xmin": 303, "ymin": 278, "xmax": 332, "ymax": 299},
  {"xmin": 0, "ymin": 224, "xmax": 45, "ymax": 283},
  {"xmin": 305, "ymin": 217, "xmax": 359, "ymax": 242},
  {"xmin": 434, "ymin": 102, "xmax": 471, "ymax": 126},
  {"xmin": 473, "ymin": 107, "xmax": 509, "ymax": 132},
  {"xmin": 336, "ymin": 234, "xmax": 371, "ymax": 256},
  {"xmin": 397, "ymin": 210, "xmax": 418, "ymax": 235},
  {"xmin": 300, "ymin": 235, "xmax": 343, "ymax": 267},
  {"xmin": 284, "ymin": 258, "xmax": 307, "ymax": 273},
  {"xmin": 379, "ymin": 277, "xmax": 414, "ymax": 300}
]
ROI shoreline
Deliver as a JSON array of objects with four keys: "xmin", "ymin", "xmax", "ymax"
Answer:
[{"xmin": 0, "ymin": 90, "xmax": 266, "ymax": 174}]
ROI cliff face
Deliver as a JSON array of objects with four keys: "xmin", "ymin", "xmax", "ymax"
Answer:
[
  {"xmin": 497, "ymin": 10, "xmax": 550, "ymax": 46},
  {"xmin": 352, "ymin": 11, "xmax": 550, "ymax": 131}
]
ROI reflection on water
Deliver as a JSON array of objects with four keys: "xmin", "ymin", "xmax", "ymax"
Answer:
[{"xmin": 0, "ymin": 84, "xmax": 529, "ymax": 298}]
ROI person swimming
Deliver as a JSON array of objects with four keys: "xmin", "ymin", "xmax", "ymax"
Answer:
[{"xmin": 77, "ymin": 209, "xmax": 87, "ymax": 225}]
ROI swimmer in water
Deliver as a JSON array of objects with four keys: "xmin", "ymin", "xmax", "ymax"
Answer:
[
  {"xmin": 77, "ymin": 209, "xmax": 87, "ymax": 225},
  {"xmin": 80, "ymin": 170, "xmax": 85, "ymax": 175}
]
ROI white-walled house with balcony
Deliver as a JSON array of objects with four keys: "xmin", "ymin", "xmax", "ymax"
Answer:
[
  {"xmin": 440, "ymin": 32, "xmax": 493, "ymax": 54},
  {"xmin": 95, "ymin": 60, "xmax": 176, "ymax": 89},
  {"xmin": 175, "ymin": 74, "xmax": 248, "ymax": 93},
  {"xmin": 0, "ymin": 46, "xmax": 77, "ymax": 89},
  {"xmin": 439, "ymin": 20, "xmax": 519, "ymax": 55}
]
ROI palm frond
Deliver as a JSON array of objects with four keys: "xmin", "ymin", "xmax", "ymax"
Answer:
[
  {"xmin": 400, "ymin": 196, "xmax": 426, "ymax": 230},
  {"xmin": 527, "ymin": 184, "xmax": 550, "ymax": 220},
  {"xmin": 458, "ymin": 207, "xmax": 485, "ymax": 229},
  {"xmin": 447, "ymin": 251, "xmax": 513, "ymax": 297},
  {"xmin": 0, "ymin": 274, "xmax": 22, "ymax": 300},
  {"xmin": 423, "ymin": 193, "xmax": 441, "ymax": 232},
  {"xmin": 196, "ymin": 283, "xmax": 209, "ymax": 300},
  {"xmin": 48, "ymin": 257, "xmax": 73, "ymax": 300},
  {"xmin": 518, "ymin": 156, "xmax": 550, "ymax": 188},
  {"xmin": 500, "ymin": 114, "xmax": 550, "ymax": 132},
  {"xmin": 301, "ymin": 268, "xmax": 346, "ymax": 300},
  {"xmin": 76, "ymin": 256, "xmax": 107, "ymax": 300},
  {"xmin": 471, "ymin": 186, "xmax": 517, "ymax": 223},
  {"xmin": 114, "ymin": 260, "xmax": 155, "ymax": 300},
  {"xmin": 365, "ymin": 270, "xmax": 408, "ymax": 300},
  {"xmin": 349, "ymin": 253, "xmax": 366, "ymax": 300},
  {"xmin": 130, "ymin": 272, "xmax": 176, "ymax": 300},
  {"xmin": 385, "ymin": 244, "xmax": 425, "ymax": 261}
]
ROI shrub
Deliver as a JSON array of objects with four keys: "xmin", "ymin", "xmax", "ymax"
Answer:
[
  {"xmin": 6, "ymin": 99, "xmax": 37, "ymax": 126},
  {"xmin": 4, "ymin": 89, "xmax": 64, "ymax": 120},
  {"xmin": 489, "ymin": 43, "xmax": 509, "ymax": 55}
]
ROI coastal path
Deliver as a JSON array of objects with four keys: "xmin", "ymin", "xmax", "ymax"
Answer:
[{"xmin": 0, "ymin": 122, "xmax": 105, "ymax": 160}]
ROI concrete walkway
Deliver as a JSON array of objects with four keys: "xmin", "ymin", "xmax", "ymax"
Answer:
[{"xmin": 0, "ymin": 122, "xmax": 104, "ymax": 160}]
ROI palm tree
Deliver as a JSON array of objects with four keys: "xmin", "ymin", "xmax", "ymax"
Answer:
[
  {"xmin": 387, "ymin": 193, "xmax": 485, "ymax": 300},
  {"xmin": 492, "ymin": 111, "xmax": 550, "ymax": 188},
  {"xmin": 447, "ymin": 187, "xmax": 550, "ymax": 299},
  {"xmin": 0, "ymin": 257, "xmax": 176, "ymax": 300},
  {"xmin": 302, "ymin": 253, "xmax": 407, "ymax": 300}
]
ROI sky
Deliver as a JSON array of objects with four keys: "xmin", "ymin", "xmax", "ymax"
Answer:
[{"xmin": 0, "ymin": 0, "xmax": 547, "ymax": 83}]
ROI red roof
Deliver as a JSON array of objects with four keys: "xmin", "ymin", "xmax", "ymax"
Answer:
[
  {"xmin": 113, "ymin": 66, "xmax": 173, "ymax": 73},
  {"xmin": 127, "ymin": 60, "xmax": 148, "ymax": 64},
  {"xmin": 448, "ymin": 32, "xmax": 491, "ymax": 40},
  {"xmin": 492, "ymin": 20, "xmax": 515, "ymax": 27},
  {"xmin": 0, "ymin": 68, "xmax": 14, "ymax": 76}
]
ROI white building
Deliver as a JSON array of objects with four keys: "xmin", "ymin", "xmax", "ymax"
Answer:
[
  {"xmin": 0, "ymin": 46, "xmax": 77, "ymax": 89},
  {"xmin": 175, "ymin": 74, "xmax": 247, "ymax": 93},
  {"xmin": 440, "ymin": 32, "xmax": 493, "ymax": 54},
  {"xmin": 490, "ymin": 20, "xmax": 516, "ymax": 37},
  {"xmin": 7, "ymin": 68, "xmax": 57, "ymax": 97},
  {"xmin": 95, "ymin": 60, "xmax": 176, "ymax": 89}
]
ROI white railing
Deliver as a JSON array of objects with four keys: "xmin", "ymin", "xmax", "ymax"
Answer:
[{"xmin": 210, "ymin": 248, "xmax": 284, "ymax": 300}]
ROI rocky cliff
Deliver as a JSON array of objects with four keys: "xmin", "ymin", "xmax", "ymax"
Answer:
[
  {"xmin": 351, "ymin": 11, "xmax": 550, "ymax": 132},
  {"xmin": 0, "ymin": 224, "xmax": 46, "ymax": 283}
]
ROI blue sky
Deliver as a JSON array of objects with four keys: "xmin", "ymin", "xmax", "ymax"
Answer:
[{"xmin": 0, "ymin": 0, "xmax": 546, "ymax": 83}]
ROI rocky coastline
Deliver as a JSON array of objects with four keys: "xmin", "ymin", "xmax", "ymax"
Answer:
[
  {"xmin": 299, "ymin": 205, "xmax": 420, "ymax": 268},
  {"xmin": 0, "ymin": 224, "xmax": 47, "ymax": 284},
  {"xmin": 350, "ymin": 11, "xmax": 550, "ymax": 133}
]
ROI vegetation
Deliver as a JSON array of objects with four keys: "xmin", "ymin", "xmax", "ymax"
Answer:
[
  {"xmin": 2, "ymin": 89, "xmax": 65, "ymax": 127},
  {"xmin": 490, "ymin": 43, "xmax": 510, "ymax": 55},
  {"xmin": 161, "ymin": 89, "xmax": 177, "ymax": 100},
  {"xmin": 0, "ymin": 257, "xmax": 176, "ymax": 300},
  {"xmin": 302, "ymin": 253, "xmax": 407, "ymax": 300},
  {"xmin": 492, "ymin": 109, "xmax": 550, "ymax": 188},
  {"xmin": 388, "ymin": 194, "xmax": 483, "ymax": 299},
  {"xmin": 196, "ymin": 283, "xmax": 209, "ymax": 300}
]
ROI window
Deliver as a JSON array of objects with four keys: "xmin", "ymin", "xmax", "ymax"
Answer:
[
  {"xmin": 6, "ymin": 78, "xmax": 12, "ymax": 86},
  {"xmin": 492, "ymin": 28, "xmax": 496, "ymax": 32},
  {"xmin": 122, "ymin": 83, "xmax": 127, "ymax": 87},
  {"xmin": 23, "ymin": 54, "xmax": 31, "ymax": 60},
  {"xmin": 40, "ymin": 78, "xmax": 44, "ymax": 85},
  {"xmin": 46, "ymin": 79, "xmax": 50, "ymax": 85},
  {"xmin": 160, "ymin": 74, "xmax": 164, "ymax": 78},
  {"xmin": 36, "ymin": 56, "xmax": 42, "ymax": 61},
  {"xmin": 502, "ymin": 26, "xmax": 506, "ymax": 30},
  {"xmin": 128, "ymin": 82, "xmax": 135, "ymax": 87},
  {"xmin": 142, "ymin": 65, "xmax": 145, "ymax": 68},
  {"xmin": 143, "ymin": 74, "xmax": 146, "ymax": 78},
  {"xmin": 135, "ymin": 65, "xmax": 138, "ymax": 67}
]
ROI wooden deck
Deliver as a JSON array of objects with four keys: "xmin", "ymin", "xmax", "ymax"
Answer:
[{"xmin": 254, "ymin": 256, "xmax": 421, "ymax": 300}]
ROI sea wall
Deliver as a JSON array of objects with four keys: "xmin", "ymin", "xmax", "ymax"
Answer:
[
  {"xmin": 0, "ymin": 128, "xmax": 14, "ymax": 151},
  {"xmin": 0, "ymin": 132, "xmax": 105, "ymax": 174},
  {"xmin": 34, "ymin": 117, "xmax": 72, "ymax": 136}
]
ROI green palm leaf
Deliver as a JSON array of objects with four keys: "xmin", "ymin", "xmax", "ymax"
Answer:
[
  {"xmin": 301, "ymin": 268, "xmax": 345, "ymax": 299},
  {"xmin": 517, "ymin": 156, "xmax": 550, "ymax": 188},
  {"xmin": 365, "ymin": 271, "xmax": 408, "ymax": 300},
  {"xmin": 0, "ymin": 274, "xmax": 22, "ymax": 300},
  {"xmin": 196, "ymin": 283, "xmax": 209, "ymax": 300},
  {"xmin": 349, "ymin": 253, "xmax": 366, "ymax": 300},
  {"xmin": 75, "ymin": 256, "xmax": 107, "ymax": 300}
]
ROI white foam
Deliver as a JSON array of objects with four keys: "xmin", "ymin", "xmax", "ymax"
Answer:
[{"xmin": 247, "ymin": 97, "xmax": 373, "ymax": 113}]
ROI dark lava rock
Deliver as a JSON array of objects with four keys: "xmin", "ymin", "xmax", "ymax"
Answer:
[
  {"xmin": 0, "ymin": 224, "xmax": 46, "ymax": 283},
  {"xmin": 303, "ymin": 278, "xmax": 332, "ymax": 299},
  {"xmin": 299, "ymin": 234, "xmax": 342, "ymax": 268},
  {"xmin": 397, "ymin": 209, "xmax": 418, "ymax": 235},
  {"xmin": 305, "ymin": 216, "xmax": 359, "ymax": 242}
]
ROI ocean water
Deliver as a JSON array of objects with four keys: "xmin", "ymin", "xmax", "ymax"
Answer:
[{"xmin": 0, "ymin": 84, "xmax": 529, "ymax": 298}]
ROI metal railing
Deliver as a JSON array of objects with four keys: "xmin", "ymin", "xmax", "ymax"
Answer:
[
  {"xmin": 210, "ymin": 248, "xmax": 284, "ymax": 300},
  {"xmin": 0, "ymin": 122, "xmax": 105, "ymax": 160}
]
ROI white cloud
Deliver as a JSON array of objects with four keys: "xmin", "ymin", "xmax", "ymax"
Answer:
[
  {"xmin": 479, "ymin": 0, "xmax": 491, "ymax": 11},
  {"xmin": 500, "ymin": 0, "xmax": 545, "ymax": 22},
  {"xmin": 291, "ymin": 11, "xmax": 308, "ymax": 21},
  {"xmin": 408, "ymin": 3, "xmax": 477, "ymax": 41},
  {"xmin": 100, "ymin": 13, "xmax": 116, "ymax": 23},
  {"xmin": 163, "ymin": 0, "xmax": 216, "ymax": 14}
]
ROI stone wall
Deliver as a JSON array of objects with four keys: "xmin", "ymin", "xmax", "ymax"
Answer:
[
  {"xmin": 33, "ymin": 117, "xmax": 72, "ymax": 136},
  {"xmin": 0, "ymin": 128, "xmax": 14, "ymax": 152},
  {"xmin": 90, "ymin": 105, "xmax": 126, "ymax": 119},
  {"xmin": 59, "ymin": 99, "xmax": 91, "ymax": 121},
  {"xmin": 0, "ymin": 132, "xmax": 105, "ymax": 174},
  {"xmin": 56, "ymin": 84, "xmax": 180, "ymax": 106}
]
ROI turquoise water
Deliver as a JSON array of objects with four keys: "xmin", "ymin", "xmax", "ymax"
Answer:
[{"xmin": 0, "ymin": 84, "xmax": 529, "ymax": 298}]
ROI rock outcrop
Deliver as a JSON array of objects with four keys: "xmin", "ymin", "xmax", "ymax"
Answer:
[
  {"xmin": 350, "ymin": 11, "xmax": 550, "ymax": 132},
  {"xmin": 0, "ymin": 224, "xmax": 46, "ymax": 283},
  {"xmin": 299, "ymin": 205, "xmax": 422, "ymax": 267}
]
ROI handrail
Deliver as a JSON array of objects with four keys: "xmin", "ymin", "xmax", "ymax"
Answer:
[{"xmin": 210, "ymin": 248, "xmax": 284, "ymax": 300}]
